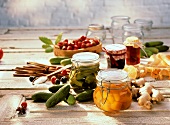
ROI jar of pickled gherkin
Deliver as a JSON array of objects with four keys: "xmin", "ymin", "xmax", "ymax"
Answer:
[
  {"xmin": 93, "ymin": 69, "xmax": 132, "ymax": 112},
  {"xmin": 69, "ymin": 52, "xmax": 100, "ymax": 92}
]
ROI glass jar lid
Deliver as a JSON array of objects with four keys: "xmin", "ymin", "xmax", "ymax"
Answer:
[
  {"xmin": 134, "ymin": 19, "xmax": 153, "ymax": 26},
  {"xmin": 72, "ymin": 52, "xmax": 99, "ymax": 63},
  {"xmin": 96, "ymin": 69, "xmax": 128, "ymax": 82},
  {"xmin": 88, "ymin": 24, "xmax": 104, "ymax": 31},
  {"xmin": 111, "ymin": 16, "xmax": 130, "ymax": 21}
]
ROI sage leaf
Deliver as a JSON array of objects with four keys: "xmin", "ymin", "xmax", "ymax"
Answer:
[
  {"xmin": 45, "ymin": 46, "xmax": 53, "ymax": 53},
  {"xmin": 39, "ymin": 37, "xmax": 53, "ymax": 45},
  {"xmin": 42, "ymin": 44, "xmax": 51, "ymax": 49},
  {"xmin": 55, "ymin": 32, "xmax": 63, "ymax": 45}
]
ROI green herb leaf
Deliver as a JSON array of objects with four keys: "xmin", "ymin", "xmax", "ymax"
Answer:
[
  {"xmin": 55, "ymin": 32, "xmax": 63, "ymax": 45},
  {"xmin": 42, "ymin": 44, "xmax": 51, "ymax": 49},
  {"xmin": 45, "ymin": 46, "xmax": 53, "ymax": 53},
  {"xmin": 39, "ymin": 37, "xmax": 53, "ymax": 45}
]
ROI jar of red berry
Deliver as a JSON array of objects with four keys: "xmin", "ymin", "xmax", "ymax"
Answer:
[{"xmin": 103, "ymin": 44, "xmax": 126, "ymax": 69}]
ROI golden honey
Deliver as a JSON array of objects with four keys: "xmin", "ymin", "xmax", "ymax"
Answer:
[{"xmin": 93, "ymin": 69, "xmax": 132, "ymax": 112}]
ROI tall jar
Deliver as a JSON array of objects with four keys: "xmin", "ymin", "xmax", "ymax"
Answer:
[
  {"xmin": 93, "ymin": 69, "xmax": 132, "ymax": 112},
  {"xmin": 111, "ymin": 16, "xmax": 130, "ymax": 43},
  {"xmin": 123, "ymin": 24, "xmax": 144, "ymax": 65},
  {"xmin": 69, "ymin": 52, "xmax": 100, "ymax": 92},
  {"xmin": 86, "ymin": 24, "xmax": 106, "ymax": 42}
]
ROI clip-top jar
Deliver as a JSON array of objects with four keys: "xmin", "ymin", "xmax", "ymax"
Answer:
[
  {"xmin": 69, "ymin": 52, "xmax": 100, "ymax": 91},
  {"xmin": 93, "ymin": 69, "xmax": 132, "ymax": 112},
  {"xmin": 103, "ymin": 44, "xmax": 126, "ymax": 69},
  {"xmin": 86, "ymin": 24, "xmax": 106, "ymax": 42}
]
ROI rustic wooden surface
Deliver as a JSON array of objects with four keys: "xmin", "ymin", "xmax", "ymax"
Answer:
[{"xmin": 0, "ymin": 27, "xmax": 170, "ymax": 125}]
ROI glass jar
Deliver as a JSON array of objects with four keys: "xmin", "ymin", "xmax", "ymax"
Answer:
[
  {"xmin": 134, "ymin": 19, "xmax": 153, "ymax": 37},
  {"xmin": 86, "ymin": 24, "xmax": 106, "ymax": 42},
  {"xmin": 111, "ymin": 16, "xmax": 130, "ymax": 43},
  {"xmin": 123, "ymin": 24, "xmax": 143, "ymax": 65},
  {"xmin": 103, "ymin": 44, "xmax": 126, "ymax": 69},
  {"xmin": 93, "ymin": 69, "xmax": 132, "ymax": 112},
  {"xmin": 69, "ymin": 52, "xmax": 100, "ymax": 91},
  {"xmin": 123, "ymin": 24, "xmax": 144, "ymax": 42}
]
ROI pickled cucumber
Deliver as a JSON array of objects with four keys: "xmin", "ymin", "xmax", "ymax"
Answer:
[
  {"xmin": 75, "ymin": 89, "xmax": 94, "ymax": 102},
  {"xmin": 46, "ymin": 84, "xmax": 70, "ymax": 108},
  {"xmin": 32, "ymin": 92, "xmax": 53, "ymax": 102},
  {"xmin": 49, "ymin": 57, "xmax": 69, "ymax": 65},
  {"xmin": 145, "ymin": 47, "xmax": 159, "ymax": 54},
  {"xmin": 140, "ymin": 49, "xmax": 153, "ymax": 58},
  {"xmin": 155, "ymin": 45, "xmax": 169, "ymax": 52},
  {"xmin": 65, "ymin": 93, "xmax": 76, "ymax": 105},
  {"xmin": 60, "ymin": 58, "xmax": 72, "ymax": 66},
  {"xmin": 144, "ymin": 41, "xmax": 163, "ymax": 47}
]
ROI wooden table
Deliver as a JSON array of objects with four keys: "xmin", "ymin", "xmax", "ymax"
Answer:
[{"xmin": 0, "ymin": 27, "xmax": 170, "ymax": 125}]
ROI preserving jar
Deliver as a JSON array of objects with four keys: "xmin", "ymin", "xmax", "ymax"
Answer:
[
  {"xmin": 111, "ymin": 16, "xmax": 130, "ymax": 43},
  {"xmin": 122, "ymin": 24, "xmax": 144, "ymax": 43},
  {"xmin": 103, "ymin": 44, "xmax": 126, "ymax": 69},
  {"xmin": 93, "ymin": 69, "xmax": 132, "ymax": 112},
  {"xmin": 69, "ymin": 52, "xmax": 100, "ymax": 91},
  {"xmin": 123, "ymin": 36, "xmax": 143, "ymax": 65},
  {"xmin": 86, "ymin": 24, "xmax": 106, "ymax": 42},
  {"xmin": 134, "ymin": 19, "xmax": 153, "ymax": 36}
]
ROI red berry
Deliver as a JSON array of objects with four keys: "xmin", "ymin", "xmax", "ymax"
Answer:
[
  {"xmin": 21, "ymin": 102, "xmax": 27, "ymax": 109},
  {"xmin": 0, "ymin": 48, "xmax": 3, "ymax": 59},
  {"xmin": 74, "ymin": 45, "xmax": 78, "ymax": 50},
  {"xmin": 67, "ymin": 45, "xmax": 73, "ymax": 50},
  {"xmin": 86, "ymin": 43, "xmax": 92, "ymax": 47},
  {"xmin": 62, "ymin": 46, "xmax": 67, "ymax": 50},
  {"xmin": 77, "ymin": 42, "xmax": 82, "ymax": 49},
  {"xmin": 81, "ymin": 43, "xmax": 86, "ymax": 48},
  {"xmin": 51, "ymin": 76, "xmax": 57, "ymax": 84},
  {"xmin": 61, "ymin": 69, "xmax": 68, "ymax": 76},
  {"xmin": 80, "ymin": 36, "xmax": 86, "ymax": 41}
]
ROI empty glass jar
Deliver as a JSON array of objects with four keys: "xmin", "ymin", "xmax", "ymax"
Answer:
[
  {"xmin": 134, "ymin": 19, "xmax": 153, "ymax": 37},
  {"xmin": 86, "ymin": 24, "xmax": 106, "ymax": 42},
  {"xmin": 111, "ymin": 16, "xmax": 130, "ymax": 43}
]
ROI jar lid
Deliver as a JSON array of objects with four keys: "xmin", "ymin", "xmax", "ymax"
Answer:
[
  {"xmin": 103, "ymin": 44, "xmax": 126, "ymax": 54},
  {"xmin": 88, "ymin": 24, "xmax": 104, "ymax": 30},
  {"xmin": 96, "ymin": 69, "xmax": 128, "ymax": 82},
  {"xmin": 111, "ymin": 16, "xmax": 130, "ymax": 20},
  {"xmin": 72, "ymin": 52, "xmax": 99, "ymax": 62},
  {"xmin": 134, "ymin": 19, "xmax": 153, "ymax": 26}
]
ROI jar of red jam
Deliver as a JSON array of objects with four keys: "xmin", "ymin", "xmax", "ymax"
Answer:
[
  {"xmin": 93, "ymin": 69, "xmax": 132, "ymax": 112},
  {"xmin": 103, "ymin": 44, "xmax": 126, "ymax": 69}
]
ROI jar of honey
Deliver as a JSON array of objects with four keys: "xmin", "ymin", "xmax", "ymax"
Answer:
[
  {"xmin": 93, "ymin": 69, "xmax": 132, "ymax": 112},
  {"xmin": 69, "ymin": 52, "xmax": 100, "ymax": 92}
]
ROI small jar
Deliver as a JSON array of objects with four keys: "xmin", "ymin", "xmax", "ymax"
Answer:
[
  {"xmin": 134, "ymin": 19, "xmax": 153, "ymax": 36},
  {"xmin": 111, "ymin": 16, "xmax": 130, "ymax": 43},
  {"xmin": 93, "ymin": 69, "xmax": 132, "ymax": 112},
  {"xmin": 103, "ymin": 44, "xmax": 126, "ymax": 69},
  {"xmin": 123, "ymin": 24, "xmax": 144, "ymax": 43},
  {"xmin": 69, "ymin": 52, "xmax": 100, "ymax": 91},
  {"xmin": 86, "ymin": 24, "xmax": 106, "ymax": 42}
]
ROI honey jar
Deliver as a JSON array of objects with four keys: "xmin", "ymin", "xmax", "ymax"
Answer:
[{"xmin": 93, "ymin": 69, "xmax": 132, "ymax": 112}]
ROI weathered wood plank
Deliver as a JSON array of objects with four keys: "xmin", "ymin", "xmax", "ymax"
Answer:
[{"xmin": 0, "ymin": 95, "xmax": 22, "ymax": 120}]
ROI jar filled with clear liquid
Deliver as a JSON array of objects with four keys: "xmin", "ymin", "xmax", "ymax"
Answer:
[{"xmin": 111, "ymin": 16, "xmax": 130, "ymax": 43}]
